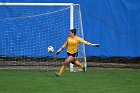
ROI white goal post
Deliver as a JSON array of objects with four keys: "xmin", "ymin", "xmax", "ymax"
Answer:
[{"xmin": 0, "ymin": 3, "xmax": 87, "ymax": 71}]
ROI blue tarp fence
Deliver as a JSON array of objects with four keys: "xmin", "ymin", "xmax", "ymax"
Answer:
[{"xmin": 0, "ymin": 0, "xmax": 140, "ymax": 58}]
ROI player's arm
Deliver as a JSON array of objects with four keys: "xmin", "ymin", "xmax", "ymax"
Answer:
[
  {"xmin": 56, "ymin": 39, "xmax": 68, "ymax": 55},
  {"xmin": 78, "ymin": 37, "xmax": 100, "ymax": 47}
]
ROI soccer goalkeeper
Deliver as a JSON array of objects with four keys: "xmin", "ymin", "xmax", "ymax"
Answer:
[{"xmin": 55, "ymin": 29, "xmax": 99, "ymax": 77}]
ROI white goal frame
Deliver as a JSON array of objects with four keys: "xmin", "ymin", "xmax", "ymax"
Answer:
[{"xmin": 0, "ymin": 2, "xmax": 87, "ymax": 72}]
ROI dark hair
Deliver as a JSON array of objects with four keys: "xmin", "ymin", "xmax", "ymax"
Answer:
[{"xmin": 70, "ymin": 29, "xmax": 76, "ymax": 35}]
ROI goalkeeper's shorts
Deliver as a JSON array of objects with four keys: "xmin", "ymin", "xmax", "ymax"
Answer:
[{"xmin": 67, "ymin": 52, "xmax": 78, "ymax": 57}]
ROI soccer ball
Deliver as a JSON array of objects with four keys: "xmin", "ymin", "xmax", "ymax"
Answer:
[{"xmin": 48, "ymin": 46, "xmax": 54, "ymax": 53}]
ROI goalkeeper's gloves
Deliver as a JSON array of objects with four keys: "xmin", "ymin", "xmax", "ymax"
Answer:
[
  {"xmin": 90, "ymin": 43, "xmax": 100, "ymax": 47},
  {"xmin": 56, "ymin": 47, "xmax": 63, "ymax": 55}
]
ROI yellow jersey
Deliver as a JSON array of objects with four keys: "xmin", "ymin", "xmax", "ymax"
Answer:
[{"xmin": 62, "ymin": 36, "xmax": 90, "ymax": 54}]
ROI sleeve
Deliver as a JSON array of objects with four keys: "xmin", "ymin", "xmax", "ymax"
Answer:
[
  {"xmin": 62, "ymin": 38, "xmax": 68, "ymax": 48},
  {"xmin": 78, "ymin": 37, "xmax": 91, "ymax": 45}
]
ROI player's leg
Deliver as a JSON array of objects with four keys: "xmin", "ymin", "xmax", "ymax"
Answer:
[
  {"xmin": 71, "ymin": 52, "xmax": 83, "ymax": 68},
  {"xmin": 72, "ymin": 60, "xmax": 86, "ymax": 73},
  {"xmin": 71, "ymin": 60, "xmax": 83, "ymax": 68},
  {"xmin": 55, "ymin": 55, "xmax": 75, "ymax": 77},
  {"xmin": 72, "ymin": 53, "xmax": 86, "ymax": 73}
]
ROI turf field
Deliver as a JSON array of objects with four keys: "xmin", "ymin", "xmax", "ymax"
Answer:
[{"xmin": 0, "ymin": 68, "xmax": 140, "ymax": 93}]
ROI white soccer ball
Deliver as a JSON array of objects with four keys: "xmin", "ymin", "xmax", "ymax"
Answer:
[{"xmin": 48, "ymin": 46, "xmax": 54, "ymax": 53}]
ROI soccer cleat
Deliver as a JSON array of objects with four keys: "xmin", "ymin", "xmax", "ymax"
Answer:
[
  {"xmin": 82, "ymin": 67, "xmax": 86, "ymax": 73},
  {"xmin": 55, "ymin": 72, "xmax": 60, "ymax": 77}
]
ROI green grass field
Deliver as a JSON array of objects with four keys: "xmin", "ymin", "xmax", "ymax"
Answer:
[{"xmin": 0, "ymin": 68, "xmax": 140, "ymax": 93}]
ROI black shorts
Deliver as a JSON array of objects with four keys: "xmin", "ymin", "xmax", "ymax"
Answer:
[{"xmin": 67, "ymin": 52, "xmax": 78, "ymax": 57}]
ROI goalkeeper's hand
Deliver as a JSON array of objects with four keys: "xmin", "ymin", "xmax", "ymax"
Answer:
[
  {"xmin": 55, "ymin": 47, "xmax": 63, "ymax": 55},
  {"xmin": 90, "ymin": 44, "xmax": 100, "ymax": 47},
  {"xmin": 56, "ymin": 50, "xmax": 61, "ymax": 55}
]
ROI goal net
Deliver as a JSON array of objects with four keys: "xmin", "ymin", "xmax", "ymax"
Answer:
[{"xmin": 0, "ymin": 3, "xmax": 86, "ymax": 71}]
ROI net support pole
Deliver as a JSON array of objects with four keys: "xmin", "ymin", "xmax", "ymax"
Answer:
[
  {"xmin": 78, "ymin": 5, "xmax": 87, "ymax": 71},
  {"xmin": 70, "ymin": 4, "xmax": 74, "ymax": 72}
]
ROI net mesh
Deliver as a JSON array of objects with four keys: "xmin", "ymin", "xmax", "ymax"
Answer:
[{"xmin": 0, "ymin": 4, "xmax": 86, "ymax": 70}]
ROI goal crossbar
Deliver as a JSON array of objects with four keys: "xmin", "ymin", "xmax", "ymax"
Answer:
[{"xmin": 0, "ymin": 3, "xmax": 79, "ymax": 6}]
